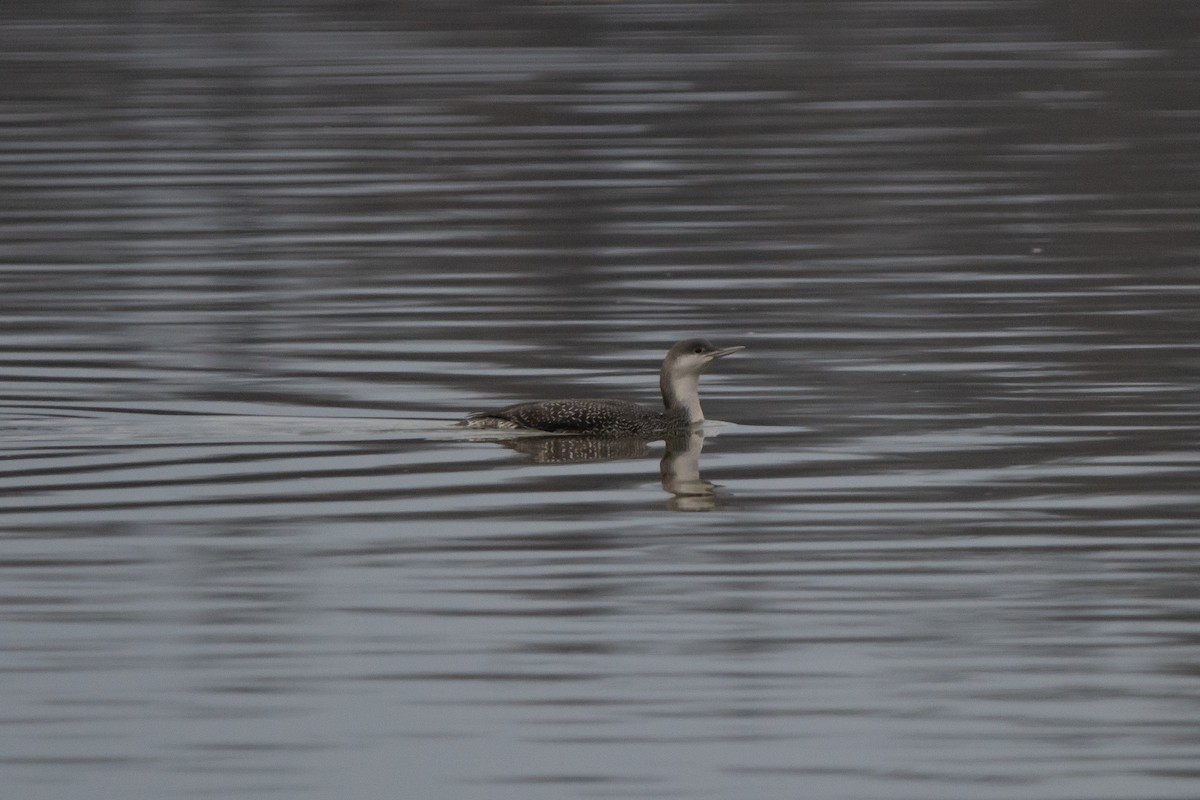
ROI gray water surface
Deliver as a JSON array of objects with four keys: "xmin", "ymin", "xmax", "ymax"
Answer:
[{"xmin": 3, "ymin": 2, "xmax": 1200, "ymax": 799}]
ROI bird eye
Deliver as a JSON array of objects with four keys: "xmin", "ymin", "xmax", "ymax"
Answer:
[{"xmin": 693, "ymin": 346, "xmax": 704, "ymax": 354}]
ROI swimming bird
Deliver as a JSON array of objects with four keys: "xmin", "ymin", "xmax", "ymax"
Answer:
[{"xmin": 464, "ymin": 338, "xmax": 745, "ymax": 438}]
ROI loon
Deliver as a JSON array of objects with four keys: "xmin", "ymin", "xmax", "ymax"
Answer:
[{"xmin": 464, "ymin": 338, "xmax": 745, "ymax": 438}]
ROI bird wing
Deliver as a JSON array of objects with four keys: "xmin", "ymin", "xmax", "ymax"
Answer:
[{"xmin": 473, "ymin": 399, "xmax": 652, "ymax": 434}]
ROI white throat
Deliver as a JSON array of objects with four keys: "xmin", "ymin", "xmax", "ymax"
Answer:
[{"xmin": 666, "ymin": 372, "xmax": 703, "ymax": 423}]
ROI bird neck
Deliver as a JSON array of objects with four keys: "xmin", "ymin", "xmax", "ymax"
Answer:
[{"xmin": 660, "ymin": 369, "xmax": 703, "ymax": 424}]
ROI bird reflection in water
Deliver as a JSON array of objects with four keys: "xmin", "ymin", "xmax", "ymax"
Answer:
[
  {"xmin": 484, "ymin": 429, "xmax": 723, "ymax": 510},
  {"xmin": 658, "ymin": 431, "xmax": 719, "ymax": 511}
]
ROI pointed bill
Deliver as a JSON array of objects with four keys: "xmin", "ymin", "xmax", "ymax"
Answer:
[{"xmin": 709, "ymin": 345, "xmax": 745, "ymax": 360}]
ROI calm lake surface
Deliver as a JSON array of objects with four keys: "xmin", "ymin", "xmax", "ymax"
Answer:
[{"xmin": 3, "ymin": 2, "xmax": 1199, "ymax": 798}]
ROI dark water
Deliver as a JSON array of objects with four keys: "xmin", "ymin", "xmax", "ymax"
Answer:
[{"xmin": 3, "ymin": 2, "xmax": 1200, "ymax": 798}]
